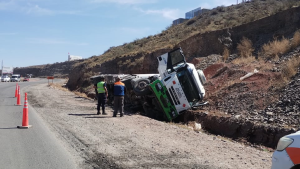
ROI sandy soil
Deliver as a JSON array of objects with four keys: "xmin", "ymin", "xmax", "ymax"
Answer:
[{"xmin": 23, "ymin": 82, "xmax": 273, "ymax": 169}]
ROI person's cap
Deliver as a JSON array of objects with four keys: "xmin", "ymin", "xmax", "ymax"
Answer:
[{"xmin": 116, "ymin": 76, "xmax": 121, "ymax": 80}]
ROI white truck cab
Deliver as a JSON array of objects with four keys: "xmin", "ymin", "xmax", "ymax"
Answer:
[{"xmin": 152, "ymin": 48, "xmax": 206, "ymax": 120}]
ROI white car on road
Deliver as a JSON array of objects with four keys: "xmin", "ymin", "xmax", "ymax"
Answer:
[
  {"xmin": 1, "ymin": 75, "xmax": 10, "ymax": 82},
  {"xmin": 271, "ymin": 131, "xmax": 300, "ymax": 169}
]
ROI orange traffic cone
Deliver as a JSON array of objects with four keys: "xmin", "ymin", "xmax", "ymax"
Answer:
[
  {"xmin": 15, "ymin": 83, "xmax": 18, "ymax": 97},
  {"xmin": 16, "ymin": 85, "xmax": 21, "ymax": 106},
  {"xmin": 17, "ymin": 93, "xmax": 32, "ymax": 129}
]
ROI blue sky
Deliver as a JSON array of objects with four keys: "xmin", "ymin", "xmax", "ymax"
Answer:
[{"xmin": 0, "ymin": 0, "xmax": 238, "ymax": 68}]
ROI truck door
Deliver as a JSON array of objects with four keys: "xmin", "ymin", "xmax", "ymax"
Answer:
[{"xmin": 157, "ymin": 48, "xmax": 186, "ymax": 78}]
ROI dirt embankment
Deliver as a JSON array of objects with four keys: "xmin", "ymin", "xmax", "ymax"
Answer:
[{"xmin": 24, "ymin": 82, "xmax": 272, "ymax": 169}]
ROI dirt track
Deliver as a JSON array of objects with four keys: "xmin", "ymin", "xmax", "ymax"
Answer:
[{"xmin": 24, "ymin": 82, "xmax": 272, "ymax": 169}]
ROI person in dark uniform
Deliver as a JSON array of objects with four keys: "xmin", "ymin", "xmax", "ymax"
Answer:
[
  {"xmin": 113, "ymin": 76, "xmax": 126, "ymax": 117},
  {"xmin": 94, "ymin": 77, "xmax": 108, "ymax": 115}
]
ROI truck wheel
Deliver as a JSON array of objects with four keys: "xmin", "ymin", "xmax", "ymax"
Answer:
[
  {"xmin": 197, "ymin": 70, "xmax": 206, "ymax": 85},
  {"xmin": 132, "ymin": 79, "xmax": 151, "ymax": 96}
]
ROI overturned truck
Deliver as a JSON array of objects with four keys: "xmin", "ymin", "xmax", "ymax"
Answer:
[{"xmin": 91, "ymin": 48, "xmax": 207, "ymax": 121}]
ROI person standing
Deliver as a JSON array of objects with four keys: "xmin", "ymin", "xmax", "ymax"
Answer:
[
  {"xmin": 113, "ymin": 76, "xmax": 126, "ymax": 117},
  {"xmin": 94, "ymin": 76, "xmax": 108, "ymax": 115}
]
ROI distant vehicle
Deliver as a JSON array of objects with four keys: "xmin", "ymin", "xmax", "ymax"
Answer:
[
  {"xmin": 10, "ymin": 74, "xmax": 20, "ymax": 82},
  {"xmin": 271, "ymin": 131, "xmax": 300, "ymax": 169},
  {"xmin": 23, "ymin": 77, "xmax": 29, "ymax": 82},
  {"xmin": 1, "ymin": 75, "xmax": 10, "ymax": 82}
]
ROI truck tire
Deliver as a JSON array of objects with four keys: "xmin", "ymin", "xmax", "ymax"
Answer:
[
  {"xmin": 197, "ymin": 70, "xmax": 206, "ymax": 85},
  {"xmin": 132, "ymin": 78, "xmax": 151, "ymax": 96}
]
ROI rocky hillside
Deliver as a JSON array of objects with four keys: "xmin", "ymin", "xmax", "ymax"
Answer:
[{"xmin": 67, "ymin": 4, "xmax": 300, "ymax": 93}]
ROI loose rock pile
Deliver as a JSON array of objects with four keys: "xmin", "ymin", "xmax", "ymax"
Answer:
[
  {"xmin": 202, "ymin": 47, "xmax": 300, "ymax": 130},
  {"xmin": 263, "ymin": 67, "xmax": 300, "ymax": 128}
]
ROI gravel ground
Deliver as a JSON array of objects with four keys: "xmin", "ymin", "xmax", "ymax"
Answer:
[{"xmin": 24, "ymin": 82, "xmax": 272, "ymax": 169}]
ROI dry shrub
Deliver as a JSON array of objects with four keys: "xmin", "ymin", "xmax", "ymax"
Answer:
[
  {"xmin": 49, "ymin": 83, "xmax": 69, "ymax": 92},
  {"xmin": 49, "ymin": 82, "xmax": 90, "ymax": 99},
  {"xmin": 237, "ymin": 37, "xmax": 254, "ymax": 58},
  {"xmin": 232, "ymin": 56, "xmax": 256, "ymax": 65},
  {"xmin": 261, "ymin": 37, "xmax": 290, "ymax": 59},
  {"xmin": 223, "ymin": 47, "xmax": 230, "ymax": 62},
  {"xmin": 291, "ymin": 31, "xmax": 300, "ymax": 48},
  {"xmin": 281, "ymin": 56, "xmax": 300, "ymax": 81}
]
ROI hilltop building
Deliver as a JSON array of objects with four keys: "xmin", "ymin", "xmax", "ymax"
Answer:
[
  {"xmin": 185, "ymin": 7, "xmax": 202, "ymax": 19},
  {"xmin": 195, "ymin": 8, "xmax": 210, "ymax": 16},
  {"xmin": 172, "ymin": 18, "xmax": 189, "ymax": 26},
  {"xmin": 68, "ymin": 54, "xmax": 83, "ymax": 61},
  {"xmin": 172, "ymin": 7, "xmax": 210, "ymax": 26}
]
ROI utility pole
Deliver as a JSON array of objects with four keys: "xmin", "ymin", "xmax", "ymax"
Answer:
[{"xmin": 1, "ymin": 60, "xmax": 3, "ymax": 77}]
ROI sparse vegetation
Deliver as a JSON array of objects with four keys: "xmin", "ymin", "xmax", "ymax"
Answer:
[
  {"xmin": 291, "ymin": 31, "xmax": 300, "ymax": 48},
  {"xmin": 222, "ymin": 47, "xmax": 230, "ymax": 62},
  {"xmin": 232, "ymin": 55, "xmax": 256, "ymax": 65},
  {"xmin": 260, "ymin": 37, "xmax": 290, "ymax": 59},
  {"xmin": 237, "ymin": 37, "xmax": 254, "ymax": 58},
  {"xmin": 281, "ymin": 56, "xmax": 300, "ymax": 81}
]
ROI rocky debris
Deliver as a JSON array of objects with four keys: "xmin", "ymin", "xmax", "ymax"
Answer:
[
  {"xmin": 225, "ymin": 54, "xmax": 239, "ymax": 63},
  {"xmin": 262, "ymin": 67, "xmax": 300, "ymax": 127},
  {"xmin": 201, "ymin": 46, "xmax": 300, "ymax": 131},
  {"xmin": 196, "ymin": 54, "xmax": 222, "ymax": 70},
  {"xmin": 218, "ymin": 29, "xmax": 232, "ymax": 48}
]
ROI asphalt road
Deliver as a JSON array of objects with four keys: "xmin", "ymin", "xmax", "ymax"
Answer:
[{"xmin": 0, "ymin": 79, "xmax": 77, "ymax": 169}]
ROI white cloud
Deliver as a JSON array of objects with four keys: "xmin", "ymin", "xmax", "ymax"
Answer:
[
  {"xmin": 0, "ymin": 0, "xmax": 17, "ymax": 10},
  {"xmin": 25, "ymin": 5, "xmax": 82, "ymax": 16},
  {"xmin": 135, "ymin": 8, "xmax": 180, "ymax": 20},
  {"xmin": 90, "ymin": 0, "xmax": 157, "ymax": 5},
  {"xmin": 25, "ymin": 5, "xmax": 54, "ymax": 15},
  {"xmin": 0, "ymin": 1, "xmax": 82, "ymax": 16}
]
